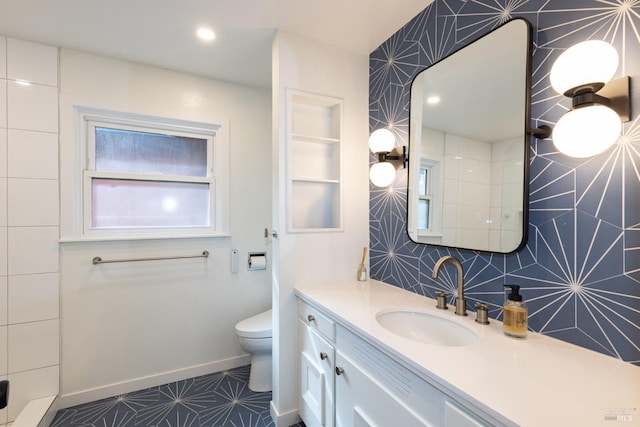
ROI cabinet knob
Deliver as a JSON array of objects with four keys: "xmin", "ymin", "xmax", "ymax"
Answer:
[
  {"xmin": 335, "ymin": 367, "xmax": 344, "ymax": 376},
  {"xmin": 307, "ymin": 314, "xmax": 315, "ymax": 322},
  {"xmin": 320, "ymin": 352, "xmax": 328, "ymax": 360}
]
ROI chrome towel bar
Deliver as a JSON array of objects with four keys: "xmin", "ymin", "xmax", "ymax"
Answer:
[{"xmin": 92, "ymin": 251, "xmax": 209, "ymax": 265}]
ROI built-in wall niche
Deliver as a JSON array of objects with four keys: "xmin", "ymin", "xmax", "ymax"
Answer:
[{"xmin": 287, "ymin": 90, "xmax": 343, "ymax": 232}]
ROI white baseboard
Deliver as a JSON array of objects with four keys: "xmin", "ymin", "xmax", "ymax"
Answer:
[
  {"xmin": 270, "ymin": 400, "xmax": 301, "ymax": 427},
  {"xmin": 58, "ymin": 355, "xmax": 251, "ymax": 409}
]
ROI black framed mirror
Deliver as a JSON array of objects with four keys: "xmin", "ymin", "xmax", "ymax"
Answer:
[{"xmin": 407, "ymin": 18, "xmax": 532, "ymax": 253}]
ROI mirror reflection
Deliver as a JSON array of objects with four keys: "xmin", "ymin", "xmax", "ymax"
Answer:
[{"xmin": 408, "ymin": 19, "xmax": 531, "ymax": 253}]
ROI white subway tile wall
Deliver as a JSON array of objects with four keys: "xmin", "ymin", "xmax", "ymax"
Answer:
[
  {"xmin": 0, "ymin": 35, "xmax": 60, "ymax": 425},
  {"xmin": 8, "ymin": 130, "xmax": 58, "ymax": 179},
  {"xmin": 6, "ymin": 38, "xmax": 58, "ymax": 86}
]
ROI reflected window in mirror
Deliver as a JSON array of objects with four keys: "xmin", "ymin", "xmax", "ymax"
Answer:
[
  {"xmin": 418, "ymin": 167, "xmax": 430, "ymax": 230},
  {"xmin": 415, "ymin": 158, "xmax": 441, "ymax": 236}
]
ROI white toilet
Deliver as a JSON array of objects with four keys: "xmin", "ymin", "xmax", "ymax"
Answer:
[{"xmin": 235, "ymin": 309, "xmax": 272, "ymax": 392}]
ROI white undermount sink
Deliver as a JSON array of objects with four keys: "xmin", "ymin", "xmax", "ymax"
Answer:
[{"xmin": 376, "ymin": 309, "xmax": 479, "ymax": 347}]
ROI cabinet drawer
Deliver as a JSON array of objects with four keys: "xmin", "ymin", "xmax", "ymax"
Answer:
[
  {"xmin": 299, "ymin": 302, "xmax": 336, "ymax": 342},
  {"xmin": 299, "ymin": 319, "xmax": 335, "ymax": 427},
  {"xmin": 335, "ymin": 350, "xmax": 431, "ymax": 426}
]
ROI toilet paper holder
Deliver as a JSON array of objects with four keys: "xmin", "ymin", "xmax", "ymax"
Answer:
[{"xmin": 248, "ymin": 252, "xmax": 267, "ymax": 271}]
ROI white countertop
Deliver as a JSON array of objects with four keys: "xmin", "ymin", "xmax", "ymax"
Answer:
[{"xmin": 294, "ymin": 279, "xmax": 640, "ymax": 427}]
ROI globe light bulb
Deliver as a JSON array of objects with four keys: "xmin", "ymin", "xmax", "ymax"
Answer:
[
  {"xmin": 369, "ymin": 162, "xmax": 396, "ymax": 187},
  {"xmin": 550, "ymin": 40, "xmax": 618, "ymax": 95},
  {"xmin": 552, "ymin": 105, "xmax": 621, "ymax": 158},
  {"xmin": 368, "ymin": 128, "xmax": 395, "ymax": 153}
]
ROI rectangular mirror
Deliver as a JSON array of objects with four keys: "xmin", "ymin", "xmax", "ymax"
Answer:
[{"xmin": 408, "ymin": 18, "xmax": 531, "ymax": 253}]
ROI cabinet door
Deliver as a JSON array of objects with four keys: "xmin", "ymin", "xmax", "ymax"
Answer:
[
  {"xmin": 299, "ymin": 319, "xmax": 335, "ymax": 427},
  {"xmin": 334, "ymin": 351, "xmax": 431, "ymax": 427},
  {"xmin": 445, "ymin": 401, "xmax": 487, "ymax": 427}
]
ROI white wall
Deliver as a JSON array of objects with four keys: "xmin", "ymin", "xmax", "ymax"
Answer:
[
  {"xmin": 490, "ymin": 138, "xmax": 524, "ymax": 251},
  {"xmin": 443, "ymin": 134, "xmax": 491, "ymax": 249},
  {"xmin": 0, "ymin": 37, "xmax": 60, "ymax": 424},
  {"xmin": 271, "ymin": 32, "xmax": 369, "ymax": 425},
  {"xmin": 57, "ymin": 50, "xmax": 273, "ymax": 405}
]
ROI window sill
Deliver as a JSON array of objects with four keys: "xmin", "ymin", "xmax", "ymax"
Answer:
[
  {"xmin": 417, "ymin": 232, "xmax": 442, "ymax": 238},
  {"xmin": 60, "ymin": 232, "xmax": 230, "ymax": 243}
]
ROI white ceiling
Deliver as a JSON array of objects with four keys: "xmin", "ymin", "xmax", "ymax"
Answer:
[{"xmin": 0, "ymin": 0, "xmax": 430, "ymax": 88}]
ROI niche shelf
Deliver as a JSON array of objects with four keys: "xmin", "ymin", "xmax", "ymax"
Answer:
[{"xmin": 286, "ymin": 89, "xmax": 343, "ymax": 232}]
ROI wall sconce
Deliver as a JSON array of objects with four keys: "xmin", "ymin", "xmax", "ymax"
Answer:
[
  {"xmin": 368, "ymin": 128, "xmax": 407, "ymax": 187},
  {"xmin": 550, "ymin": 40, "xmax": 630, "ymax": 158}
]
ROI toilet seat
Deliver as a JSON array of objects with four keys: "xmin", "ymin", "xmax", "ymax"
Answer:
[{"xmin": 235, "ymin": 309, "xmax": 272, "ymax": 339}]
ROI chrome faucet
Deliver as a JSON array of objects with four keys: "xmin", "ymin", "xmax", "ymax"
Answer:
[{"xmin": 432, "ymin": 255, "xmax": 467, "ymax": 316}]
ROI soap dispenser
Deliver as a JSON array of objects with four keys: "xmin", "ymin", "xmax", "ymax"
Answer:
[{"xmin": 503, "ymin": 285, "xmax": 528, "ymax": 338}]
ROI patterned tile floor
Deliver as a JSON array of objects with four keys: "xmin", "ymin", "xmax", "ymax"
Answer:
[{"xmin": 51, "ymin": 365, "xmax": 306, "ymax": 427}]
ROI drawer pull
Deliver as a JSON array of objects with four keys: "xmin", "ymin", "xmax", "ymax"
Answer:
[
  {"xmin": 335, "ymin": 367, "xmax": 344, "ymax": 376},
  {"xmin": 307, "ymin": 314, "xmax": 315, "ymax": 322},
  {"xmin": 320, "ymin": 352, "xmax": 328, "ymax": 360}
]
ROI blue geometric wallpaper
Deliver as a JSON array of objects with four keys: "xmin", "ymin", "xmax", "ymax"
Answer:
[{"xmin": 369, "ymin": 0, "xmax": 640, "ymax": 364}]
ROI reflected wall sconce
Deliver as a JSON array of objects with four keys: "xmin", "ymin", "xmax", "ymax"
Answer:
[
  {"xmin": 550, "ymin": 40, "xmax": 631, "ymax": 158},
  {"xmin": 368, "ymin": 128, "xmax": 407, "ymax": 187}
]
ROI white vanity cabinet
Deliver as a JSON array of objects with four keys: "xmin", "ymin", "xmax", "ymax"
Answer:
[
  {"xmin": 298, "ymin": 302, "xmax": 336, "ymax": 427},
  {"xmin": 298, "ymin": 299, "xmax": 502, "ymax": 427},
  {"xmin": 296, "ymin": 280, "xmax": 640, "ymax": 427},
  {"xmin": 334, "ymin": 350, "xmax": 430, "ymax": 426},
  {"xmin": 335, "ymin": 326, "xmax": 492, "ymax": 427}
]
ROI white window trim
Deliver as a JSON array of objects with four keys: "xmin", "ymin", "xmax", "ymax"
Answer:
[
  {"xmin": 418, "ymin": 165, "xmax": 433, "ymax": 231},
  {"xmin": 416, "ymin": 158, "xmax": 443, "ymax": 238},
  {"xmin": 60, "ymin": 105, "xmax": 230, "ymax": 241}
]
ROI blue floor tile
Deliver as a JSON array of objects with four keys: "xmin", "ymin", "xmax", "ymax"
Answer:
[{"xmin": 51, "ymin": 366, "xmax": 306, "ymax": 427}]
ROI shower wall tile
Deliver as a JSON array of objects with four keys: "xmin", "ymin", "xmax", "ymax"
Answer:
[
  {"xmin": 0, "ymin": 326, "xmax": 6, "ymax": 375},
  {"xmin": 7, "ymin": 365, "xmax": 59, "ymax": 421},
  {"xmin": 2, "ymin": 37, "xmax": 60, "ymax": 423},
  {"xmin": 8, "ymin": 273, "xmax": 59, "ymax": 324},
  {"xmin": 0, "ymin": 228, "xmax": 6, "ymax": 277},
  {"xmin": 7, "ymin": 81, "xmax": 58, "ymax": 133},
  {"xmin": 8, "ymin": 178, "xmax": 59, "ymax": 226},
  {"xmin": 7, "ymin": 38, "xmax": 57, "ymax": 87},
  {"xmin": 0, "ymin": 130, "xmax": 6, "ymax": 178},
  {"xmin": 0, "ymin": 179, "xmax": 5, "ymax": 227},
  {"xmin": 8, "ymin": 319, "xmax": 59, "ymax": 373},
  {"xmin": 0, "ymin": 278, "xmax": 6, "ymax": 326},
  {"xmin": 0, "ymin": 37, "xmax": 6, "ymax": 79},
  {"xmin": 8, "ymin": 130, "xmax": 58, "ymax": 179},
  {"xmin": 7, "ymin": 227, "xmax": 59, "ymax": 275},
  {"xmin": 0, "ymin": 80, "xmax": 6, "ymax": 129}
]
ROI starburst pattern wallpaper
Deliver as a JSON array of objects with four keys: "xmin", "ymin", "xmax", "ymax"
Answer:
[{"xmin": 369, "ymin": 0, "xmax": 640, "ymax": 363}]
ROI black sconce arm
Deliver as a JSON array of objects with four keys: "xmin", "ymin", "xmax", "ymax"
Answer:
[{"xmin": 376, "ymin": 146, "xmax": 408, "ymax": 169}]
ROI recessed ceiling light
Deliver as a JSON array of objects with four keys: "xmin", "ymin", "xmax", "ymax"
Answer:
[
  {"xmin": 196, "ymin": 27, "xmax": 216, "ymax": 42},
  {"xmin": 426, "ymin": 95, "xmax": 440, "ymax": 105}
]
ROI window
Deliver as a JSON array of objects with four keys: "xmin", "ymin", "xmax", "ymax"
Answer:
[
  {"xmin": 64, "ymin": 107, "xmax": 229, "ymax": 240},
  {"xmin": 418, "ymin": 167, "xmax": 432, "ymax": 230},
  {"xmin": 415, "ymin": 158, "xmax": 442, "ymax": 237}
]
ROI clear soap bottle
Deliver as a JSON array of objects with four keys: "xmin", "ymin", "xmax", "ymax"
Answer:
[{"xmin": 503, "ymin": 285, "xmax": 527, "ymax": 338}]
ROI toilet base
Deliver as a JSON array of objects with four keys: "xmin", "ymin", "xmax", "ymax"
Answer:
[{"xmin": 248, "ymin": 353, "xmax": 272, "ymax": 392}]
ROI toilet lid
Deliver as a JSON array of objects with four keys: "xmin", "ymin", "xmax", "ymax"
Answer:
[{"xmin": 235, "ymin": 309, "xmax": 272, "ymax": 338}]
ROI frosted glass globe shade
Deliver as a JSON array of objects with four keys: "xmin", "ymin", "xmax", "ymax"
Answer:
[
  {"xmin": 550, "ymin": 40, "xmax": 618, "ymax": 95},
  {"xmin": 369, "ymin": 128, "xmax": 395, "ymax": 153},
  {"xmin": 369, "ymin": 162, "xmax": 396, "ymax": 187},
  {"xmin": 553, "ymin": 105, "xmax": 621, "ymax": 158}
]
